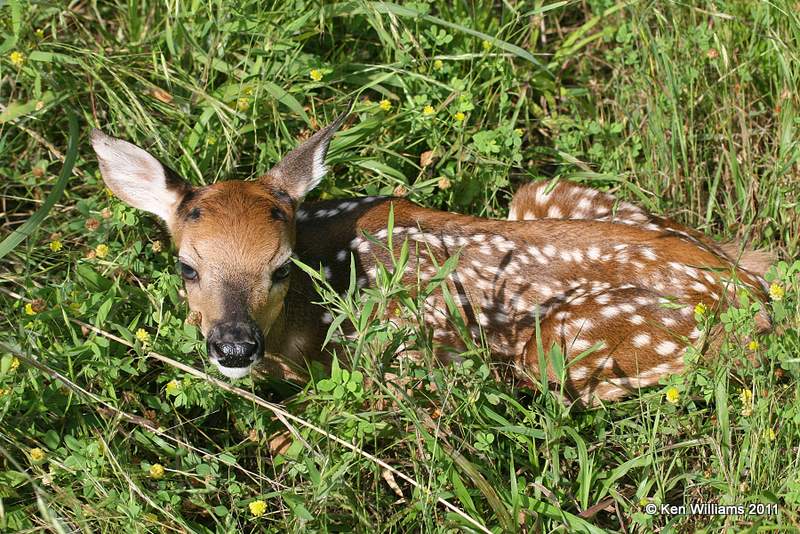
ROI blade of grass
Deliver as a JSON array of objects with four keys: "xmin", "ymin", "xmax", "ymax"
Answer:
[{"xmin": 0, "ymin": 112, "xmax": 78, "ymax": 261}]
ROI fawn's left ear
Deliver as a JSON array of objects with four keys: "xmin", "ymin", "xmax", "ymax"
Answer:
[
  {"xmin": 91, "ymin": 129, "xmax": 191, "ymax": 229},
  {"xmin": 262, "ymin": 107, "xmax": 350, "ymax": 201}
]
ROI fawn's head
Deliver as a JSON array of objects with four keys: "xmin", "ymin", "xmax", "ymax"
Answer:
[{"xmin": 91, "ymin": 112, "xmax": 348, "ymax": 378}]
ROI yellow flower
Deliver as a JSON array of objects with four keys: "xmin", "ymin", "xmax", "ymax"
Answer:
[
  {"xmin": 433, "ymin": 59, "xmax": 443, "ymax": 70},
  {"xmin": 665, "ymin": 386, "xmax": 680, "ymax": 404},
  {"xmin": 36, "ymin": 29, "xmax": 45, "ymax": 38},
  {"xmin": 740, "ymin": 388, "xmax": 753, "ymax": 416},
  {"xmin": 768, "ymin": 283, "xmax": 784, "ymax": 301},
  {"xmin": 422, "ymin": 105, "xmax": 435, "ymax": 116},
  {"xmin": 29, "ymin": 447, "xmax": 45, "ymax": 462},
  {"xmin": 694, "ymin": 302, "xmax": 707, "ymax": 316},
  {"xmin": 151, "ymin": 240, "xmax": 162, "ymax": 253},
  {"xmin": 10, "ymin": 358, "xmax": 19, "ymax": 371},
  {"xmin": 9, "ymin": 51, "xmax": 24, "ymax": 67},
  {"xmin": 638, "ymin": 497, "xmax": 649, "ymax": 507},
  {"xmin": 104, "ymin": 187, "xmax": 114, "ymax": 197},
  {"xmin": 765, "ymin": 428, "xmax": 776, "ymax": 441},
  {"xmin": 309, "ymin": 69, "xmax": 323, "ymax": 81},
  {"xmin": 249, "ymin": 499, "xmax": 267, "ymax": 517},
  {"xmin": 95, "ymin": 244, "xmax": 109, "ymax": 258},
  {"xmin": 149, "ymin": 463, "xmax": 165, "ymax": 479},
  {"xmin": 378, "ymin": 99, "xmax": 391, "ymax": 112},
  {"xmin": 165, "ymin": 379, "xmax": 180, "ymax": 395},
  {"xmin": 747, "ymin": 339, "xmax": 759, "ymax": 351},
  {"xmin": 482, "ymin": 40, "xmax": 492, "ymax": 51},
  {"xmin": 236, "ymin": 98, "xmax": 249, "ymax": 111},
  {"xmin": 49, "ymin": 240, "xmax": 63, "ymax": 252},
  {"xmin": 25, "ymin": 303, "xmax": 36, "ymax": 315},
  {"xmin": 0, "ymin": 387, "xmax": 10, "ymax": 397},
  {"xmin": 514, "ymin": 128, "xmax": 525, "ymax": 136},
  {"xmin": 454, "ymin": 111, "xmax": 465, "ymax": 122},
  {"xmin": 135, "ymin": 328, "xmax": 151, "ymax": 344}
]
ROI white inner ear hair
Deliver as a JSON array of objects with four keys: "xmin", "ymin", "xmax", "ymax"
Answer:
[
  {"xmin": 310, "ymin": 142, "xmax": 328, "ymax": 189},
  {"xmin": 92, "ymin": 133, "xmax": 179, "ymax": 223}
]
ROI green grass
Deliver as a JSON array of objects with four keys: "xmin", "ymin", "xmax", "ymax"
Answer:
[{"xmin": 1, "ymin": 0, "xmax": 800, "ymax": 532}]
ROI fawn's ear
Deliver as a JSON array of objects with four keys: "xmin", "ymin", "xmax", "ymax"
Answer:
[
  {"xmin": 91, "ymin": 129, "xmax": 191, "ymax": 228},
  {"xmin": 262, "ymin": 108, "xmax": 350, "ymax": 201}
]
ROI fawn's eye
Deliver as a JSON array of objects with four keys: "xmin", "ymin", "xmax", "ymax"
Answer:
[
  {"xmin": 178, "ymin": 261, "xmax": 198, "ymax": 281},
  {"xmin": 272, "ymin": 261, "xmax": 292, "ymax": 282}
]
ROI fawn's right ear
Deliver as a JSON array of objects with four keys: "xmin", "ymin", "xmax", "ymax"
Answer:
[{"xmin": 91, "ymin": 129, "xmax": 191, "ymax": 228}]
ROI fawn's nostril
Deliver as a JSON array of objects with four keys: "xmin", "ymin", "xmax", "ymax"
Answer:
[{"xmin": 214, "ymin": 341, "xmax": 257, "ymax": 359}]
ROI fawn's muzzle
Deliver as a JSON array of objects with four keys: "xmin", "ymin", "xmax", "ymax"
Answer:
[{"xmin": 207, "ymin": 321, "xmax": 264, "ymax": 377}]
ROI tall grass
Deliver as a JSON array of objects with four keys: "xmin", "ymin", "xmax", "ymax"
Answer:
[{"xmin": 1, "ymin": 0, "xmax": 799, "ymax": 532}]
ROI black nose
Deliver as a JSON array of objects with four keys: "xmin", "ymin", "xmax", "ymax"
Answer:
[{"xmin": 207, "ymin": 321, "xmax": 264, "ymax": 369}]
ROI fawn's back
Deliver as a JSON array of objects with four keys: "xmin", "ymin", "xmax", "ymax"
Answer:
[{"xmin": 281, "ymin": 186, "xmax": 770, "ymax": 402}]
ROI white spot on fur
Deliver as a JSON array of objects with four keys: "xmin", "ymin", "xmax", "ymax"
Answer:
[
  {"xmin": 527, "ymin": 245, "xmax": 548, "ymax": 265},
  {"xmin": 655, "ymin": 340, "xmax": 679, "ymax": 356},
  {"xmin": 691, "ymin": 282, "xmax": 708, "ymax": 293},
  {"xmin": 535, "ymin": 186, "xmax": 553, "ymax": 205},
  {"xmin": 601, "ymin": 306, "xmax": 620, "ymax": 318},
  {"xmin": 640, "ymin": 247, "xmax": 657, "ymax": 260},
  {"xmin": 632, "ymin": 333, "xmax": 651, "ymax": 347},
  {"xmin": 571, "ymin": 365, "xmax": 589, "ymax": 380},
  {"xmin": 547, "ymin": 205, "xmax": 563, "ymax": 218},
  {"xmin": 571, "ymin": 339, "xmax": 592, "ymax": 353},
  {"xmin": 570, "ymin": 318, "xmax": 593, "ymax": 333}
]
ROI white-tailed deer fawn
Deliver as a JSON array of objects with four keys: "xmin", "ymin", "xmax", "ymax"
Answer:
[{"xmin": 91, "ymin": 110, "xmax": 772, "ymax": 403}]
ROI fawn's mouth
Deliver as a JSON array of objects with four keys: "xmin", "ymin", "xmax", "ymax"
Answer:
[{"xmin": 213, "ymin": 361, "xmax": 257, "ymax": 379}]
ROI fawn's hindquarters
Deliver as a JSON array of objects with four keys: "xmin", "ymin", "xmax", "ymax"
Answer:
[
  {"xmin": 508, "ymin": 181, "xmax": 773, "ymax": 403},
  {"xmin": 521, "ymin": 286, "xmax": 701, "ymax": 402}
]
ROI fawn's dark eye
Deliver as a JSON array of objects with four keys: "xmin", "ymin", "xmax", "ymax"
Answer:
[
  {"xmin": 272, "ymin": 261, "xmax": 291, "ymax": 282},
  {"xmin": 178, "ymin": 261, "xmax": 198, "ymax": 281}
]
